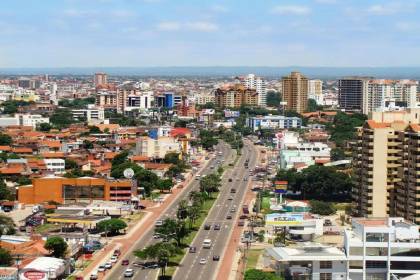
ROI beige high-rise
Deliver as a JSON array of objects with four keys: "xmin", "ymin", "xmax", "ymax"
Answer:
[
  {"xmin": 281, "ymin": 72, "xmax": 308, "ymax": 114},
  {"xmin": 352, "ymin": 108, "xmax": 420, "ymax": 224}
]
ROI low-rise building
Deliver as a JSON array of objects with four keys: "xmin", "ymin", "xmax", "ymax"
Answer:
[
  {"xmin": 0, "ymin": 114, "xmax": 49, "ymax": 129},
  {"xmin": 135, "ymin": 136, "xmax": 181, "ymax": 159},
  {"xmin": 246, "ymin": 115, "xmax": 302, "ymax": 132},
  {"xmin": 71, "ymin": 105, "xmax": 105, "ymax": 124},
  {"xmin": 279, "ymin": 142, "xmax": 331, "ymax": 170}
]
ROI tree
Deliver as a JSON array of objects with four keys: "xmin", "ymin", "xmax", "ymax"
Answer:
[
  {"xmin": 0, "ymin": 248, "xmax": 12, "ymax": 266},
  {"xmin": 155, "ymin": 218, "xmax": 189, "ymax": 246},
  {"xmin": 0, "ymin": 180, "xmax": 11, "ymax": 200},
  {"xmin": 17, "ymin": 176, "xmax": 31, "ymax": 186},
  {"xmin": 199, "ymin": 130, "xmax": 218, "ymax": 150},
  {"xmin": 0, "ymin": 214, "xmax": 15, "ymax": 235},
  {"xmin": 163, "ymin": 152, "xmax": 181, "ymax": 165},
  {"xmin": 111, "ymin": 150, "xmax": 129, "ymax": 167},
  {"xmin": 307, "ymin": 98, "xmax": 321, "ymax": 112},
  {"xmin": 186, "ymin": 205, "xmax": 201, "ymax": 229},
  {"xmin": 88, "ymin": 126, "xmax": 101, "ymax": 134},
  {"xmin": 0, "ymin": 133, "xmax": 12, "ymax": 145},
  {"xmin": 65, "ymin": 159, "xmax": 78, "ymax": 170},
  {"xmin": 199, "ymin": 173, "xmax": 221, "ymax": 196},
  {"xmin": 82, "ymin": 140, "xmax": 94, "ymax": 150},
  {"xmin": 156, "ymin": 179, "xmax": 173, "ymax": 192},
  {"xmin": 327, "ymin": 111, "xmax": 366, "ymax": 147},
  {"xmin": 266, "ymin": 91, "xmax": 281, "ymax": 107},
  {"xmin": 331, "ymin": 147, "xmax": 346, "ymax": 161},
  {"xmin": 310, "ymin": 200, "xmax": 336, "ymax": 215},
  {"xmin": 134, "ymin": 242, "xmax": 180, "ymax": 276},
  {"xmin": 176, "ymin": 200, "xmax": 189, "ymax": 220},
  {"xmin": 44, "ymin": 236, "xmax": 68, "ymax": 258},
  {"xmin": 244, "ymin": 269, "xmax": 280, "ymax": 280},
  {"xmin": 50, "ymin": 108, "xmax": 75, "ymax": 128},
  {"xmin": 97, "ymin": 218, "xmax": 127, "ymax": 235},
  {"xmin": 37, "ymin": 122, "xmax": 52, "ymax": 132}
]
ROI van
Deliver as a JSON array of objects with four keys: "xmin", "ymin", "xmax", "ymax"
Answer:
[{"xmin": 203, "ymin": 239, "xmax": 212, "ymax": 249}]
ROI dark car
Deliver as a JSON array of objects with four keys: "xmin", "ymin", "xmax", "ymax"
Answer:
[
  {"xmin": 213, "ymin": 255, "xmax": 220, "ymax": 261},
  {"xmin": 122, "ymin": 259, "xmax": 129, "ymax": 266},
  {"xmin": 189, "ymin": 246, "xmax": 197, "ymax": 253},
  {"xmin": 204, "ymin": 224, "xmax": 211, "ymax": 230},
  {"xmin": 113, "ymin": 249, "xmax": 121, "ymax": 257},
  {"xmin": 142, "ymin": 262, "xmax": 159, "ymax": 269},
  {"xmin": 238, "ymin": 221, "xmax": 245, "ymax": 227},
  {"xmin": 214, "ymin": 224, "xmax": 221, "ymax": 230},
  {"xmin": 230, "ymin": 188, "xmax": 236, "ymax": 193},
  {"xmin": 226, "ymin": 215, "xmax": 232, "ymax": 220},
  {"xmin": 239, "ymin": 215, "xmax": 247, "ymax": 220},
  {"xmin": 228, "ymin": 178, "xmax": 233, "ymax": 182}
]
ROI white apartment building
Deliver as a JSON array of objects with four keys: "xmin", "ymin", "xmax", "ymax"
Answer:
[
  {"xmin": 242, "ymin": 74, "xmax": 267, "ymax": 107},
  {"xmin": 363, "ymin": 80, "xmax": 417, "ymax": 115},
  {"xmin": 124, "ymin": 91, "xmax": 153, "ymax": 112},
  {"xmin": 344, "ymin": 217, "xmax": 420, "ymax": 280},
  {"xmin": 264, "ymin": 244, "xmax": 347, "ymax": 280},
  {"xmin": 279, "ymin": 142, "xmax": 331, "ymax": 170},
  {"xmin": 44, "ymin": 159, "xmax": 65, "ymax": 174},
  {"xmin": 135, "ymin": 136, "xmax": 181, "ymax": 159},
  {"xmin": 308, "ymin": 79, "xmax": 324, "ymax": 105},
  {"xmin": 0, "ymin": 114, "xmax": 49, "ymax": 128},
  {"xmin": 71, "ymin": 105, "xmax": 105, "ymax": 124},
  {"xmin": 246, "ymin": 115, "xmax": 302, "ymax": 132},
  {"xmin": 194, "ymin": 93, "xmax": 215, "ymax": 105}
]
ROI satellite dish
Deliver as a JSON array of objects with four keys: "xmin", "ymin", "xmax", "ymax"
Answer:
[{"xmin": 123, "ymin": 168, "xmax": 135, "ymax": 179}]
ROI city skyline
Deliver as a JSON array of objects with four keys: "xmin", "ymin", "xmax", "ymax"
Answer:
[{"xmin": 2, "ymin": 0, "xmax": 420, "ymax": 68}]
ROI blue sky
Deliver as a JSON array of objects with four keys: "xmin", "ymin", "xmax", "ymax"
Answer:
[{"xmin": 1, "ymin": 0, "xmax": 420, "ymax": 67}]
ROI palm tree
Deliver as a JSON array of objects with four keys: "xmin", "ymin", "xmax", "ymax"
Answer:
[{"xmin": 177, "ymin": 200, "xmax": 188, "ymax": 220}]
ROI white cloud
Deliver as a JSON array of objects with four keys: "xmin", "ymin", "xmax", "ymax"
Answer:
[
  {"xmin": 366, "ymin": 2, "xmax": 413, "ymax": 15},
  {"xmin": 157, "ymin": 21, "xmax": 181, "ymax": 31},
  {"xmin": 271, "ymin": 5, "xmax": 311, "ymax": 15},
  {"xmin": 157, "ymin": 21, "xmax": 218, "ymax": 32}
]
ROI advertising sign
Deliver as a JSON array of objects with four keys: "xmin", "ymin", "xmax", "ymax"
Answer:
[
  {"xmin": 224, "ymin": 110, "xmax": 240, "ymax": 118},
  {"xmin": 22, "ymin": 270, "xmax": 46, "ymax": 280},
  {"xmin": 266, "ymin": 213, "xmax": 304, "ymax": 226},
  {"xmin": 274, "ymin": 181, "xmax": 287, "ymax": 194}
]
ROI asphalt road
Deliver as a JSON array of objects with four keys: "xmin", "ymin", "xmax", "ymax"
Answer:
[
  {"xmin": 104, "ymin": 142, "xmax": 235, "ymax": 280},
  {"xmin": 173, "ymin": 140, "xmax": 257, "ymax": 280}
]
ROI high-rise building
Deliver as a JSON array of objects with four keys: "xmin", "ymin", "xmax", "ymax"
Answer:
[
  {"xmin": 352, "ymin": 109, "xmax": 420, "ymax": 224},
  {"xmin": 338, "ymin": 77, "xmax": 370, "ymax": 112},
  {"xmin": 242, "ymin": 74, "xmax": 267, "ymax": 107},
  {"xmin": 214, "ymin": 84, "xmax": 258, "ymax": 108},
  {"xmin": 281, "ymin": 72, "xmax": 308, "ymax": 114},
  {"xmin": 94, "ymin": 72, "xmax": 108, "ymax": 87},
  {"xmin": 307, "ymin": 79, "xmax": 323, "ymax": 105}
]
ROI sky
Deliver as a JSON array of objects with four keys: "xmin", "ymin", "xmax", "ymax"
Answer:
[{"xmin": 1, "ymin": 0, "xmax": 420, "ymax": 68}]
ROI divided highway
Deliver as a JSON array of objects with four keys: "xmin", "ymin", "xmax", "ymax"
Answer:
[
  {"xmin": 104, "ymin": 142, "xmax": 235, "ymax": 280},
  {"xmin": 173, "ymin": 140, "xmax": 257, "ymax": 280}
]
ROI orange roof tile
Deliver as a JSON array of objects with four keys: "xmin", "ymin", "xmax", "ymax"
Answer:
[
  {"xmin": 0, "ymin": 166, "xmax": 25, "ymax": 174},
  {"xmin": 41, "ymin": 152, "xmax": 65, "ymax": 158},
  {"xmin": 143, "ymin": 163, "xmax": 172, "ymax": 170},
  {"xmin": 40, "ymin": 140, "xmax": 61, "ymax": 148},
  {"xmin": 104, "ymin": 152, "xmax": 118, "ymax": 160},
  {"xmin": 12, "ymin": 147, "xmax": 33, "ymax": 154},
  {"xmin": 0, "ymin": 146, "xmax": 12, "ymax": 152},
  {"xmin": 130, "ymin": 155, "xmax": 150, "ymax": 162}
]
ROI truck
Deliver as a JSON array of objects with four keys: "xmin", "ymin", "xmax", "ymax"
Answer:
[{"xmin": 202, "ymin": 239, "xmax": 212, "ymax": 249}]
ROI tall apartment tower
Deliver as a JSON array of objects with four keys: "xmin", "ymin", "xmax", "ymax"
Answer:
[
  {"xmin": 281, "ymin": 72, "xmax": 308, "ymax": 114},
  {"xmin": 338, "ymin": 77, "xmax": 370, "ymax": 112},
  {"xmin": 308, "ymin": 79, "xmax": 323, "ymax": 105},
  {"xmin": 242, "ymin": 74, "xmax": 267, "ymax": 107},
  {"xmin": 352, "ymin": 109, "xmax": 420, "ymax": 224},
  {"xmin": 94, "ymin": 72, "xmax": 108, "ymax": 87}
]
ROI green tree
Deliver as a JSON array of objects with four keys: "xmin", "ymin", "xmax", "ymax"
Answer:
[
  {"xmin": 37, "ymin": 122, "xmax": 52, "ymax": 132},
  {"xmin": 199, "ymin": 130, "xmax": 218, "ymax": 150},
  {"xmin": 0, "ymin": 180, "xmax": 11, "ymax": 200},
  {"xmin": 17, "ymin": 176, "xmax": 31, "ymax": 186},
  {"xmin": 65, "ymin": 159, "xmax": 78, "ymax": 170},
  {"xmin": 307, "ymin": 98, "xmax": 321, "ymax": 112},
  {"xmin": 155, "ymin": 218, "xmax": 189, "ymax": 246},
  {"xmin": 82, "ymin": 140, "xmax": 94, "ymax": 150},
  {"xmin": 50, "ymin": 108, "xmax": 75, "ymax": 128},
  {"xmin": 176, "ymin": 200, "xmax": 189, "ymax": 220},
  {"xmin": 244, "ymin": 269, "xmax": 280, "ymax": 280},
  {"xmin": 199, "ymin": 173, "xmax": 221, "ymax": 197},
  {"xmin": 134, "ymin": 242, "xmax": 180, "ymax": 276},
  {"xmin": 0, "ymin": 214, "xmax": 15, "ymax": 235},
  {"xmin": 327, "ymin": 111, "xmax": 366, "ymax": 147},
  {"xmin": 0, "ymin": 133, "xmax": 12, "ymax": 145},
  {"xmin": 310, "ymin": 200, "xmax": 336, "ymax": 215},
  {"xmin": 157, "ymin": 179, "xmax": 173, "ymax": 192},
  {"xmin": 88, "ymin": 126, "xmax": 101, "ymax": 134},
  {"xmin": 331, "ymin": 147, "xmax": 346, "ymax": 161},
  {"xmin": 111, "ymin": 150, "xmax": 129, "ymax": 167},
  {"xmin": 44, "ymin": 236, "xmax": 68, "ymax": 258},
  {"xmin": 0, "ymin": 248, "xmax": 12, "ymax": 266},
  {"xmin": 266, "ymin": 91, "xmax": 281, "ymax": 107},
  {"xmin": 97, "ymin": 218, "xmax": 127, "ymax": 235}
]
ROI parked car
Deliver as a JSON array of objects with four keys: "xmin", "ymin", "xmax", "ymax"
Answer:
[
  {"xmin": 226, "ymin": 215, "xmax": 232, "ymax": 220},
  {"xmin": 97, "ymin": 265, "xmax": 106, "ymax": 272},
  {"xmin": 113, "ymin": 249, "xmax": 121, "ymax": 257},
  {"xmin": 213, "ymin": 255, "xmax": 220, "ymax": 261},
  {"xmin": 89, "ymin": 271, "xmax": 98, "ymax": 280},
  {"xmin": 110, "ymin": 256, "xmax": 118, "ymax": 263},
  {"xmin": 122, "ymin": 259, "xmax": 129, "ymax": 266},
  {"xmin": 124, "ymin": 269, "xmax": 134, "ymax": 277},
  {"xmin": 104, "ymin": 262, "xmax": 112, "ymax": 269},
  {"xmin": 238, "ymin": 221, "xmax": 245, "ymax": 227}
]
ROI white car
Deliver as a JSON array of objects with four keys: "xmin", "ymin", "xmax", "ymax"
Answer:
[
  {"xmin": 97, "ymin": 265, "xmax": 106, "ymax": 272},
  {"xmin": 110, "ymin": 256, "xmax": 118, "ymax": 263},
  {"xmin": 104, "ymin": 262, "xmax": 112, "ymax": 269},
  {"xmin": 124, "ymin": 268, "xmax": 134, "ymax": 277},
  {"xmin": 199, "ymin": 258, "xmax": 207, "ymax": 265},
  {"xmin": 90, "ymin": 271, "xmax": 98, "ymax": 280}
]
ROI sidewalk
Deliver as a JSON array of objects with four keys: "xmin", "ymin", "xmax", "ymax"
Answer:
[{"xmin": 77, "ymin": 155, "xmax": 212, "ymax": 279}]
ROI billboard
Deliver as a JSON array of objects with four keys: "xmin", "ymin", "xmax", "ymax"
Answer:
[
  {"xmin": 224, "ymin": 110, "xmax": 240, "ymax": 118},
  {"xmin": 265, "ymin": 213, "xmax": 304, "ymax": 226},
  {"xmin": 274, "ymin": 181, "xmax": 287, "ymax": 194}
]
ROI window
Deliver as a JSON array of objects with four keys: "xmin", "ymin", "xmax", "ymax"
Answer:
[
  {"xmin": 320, "ymin": 273, "xmax": 332, "ymax": 280},
  {"xmin": 320, "ymin": 261, "xmax": 332, "ymax": 269}
]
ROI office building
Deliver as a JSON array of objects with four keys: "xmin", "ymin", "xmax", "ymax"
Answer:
[
  {"xmin": 352, "ymin": 109, "xmax": 420, "ymax": 223},
  {"xmin": 242, "ymin": 74, "xmax": 267, "ymax": 107},
  {"xmin": 282, "ymin": 72, "xmax": 308, "ymax": 114},
  {"xmin": 96, "ymin": 91, "xmax": 117, "ymax": 109},
  {"xmin": 194, "ymin": 93, "xmax": 215, "ymax": 105},
  {"xmin": 214, "ymin": 84, "xmax": 259, "ymax": 108},
  {"xmin": 71, "ymin": 105, "xmax": 105, "ymax": 123},
  {"xmin": 344, "ymin": 217, "xmax": 420, "ymax": 280},
  {"xmin": 94, "ymin": 72, "xmax": 108, "ymax": 87},
  {"xmin": 18, "ymin": 176, "xmax": 135, "ymax": 204},
  {"xmin": 308, "ymin": 79, "xmax": 323, "ymax": 105},
  {"xmin": 338, "ymin": 77, "xmax": 370, "ymax": 112},
  {"xmin": 0, "ymin": 114, "xmax": 49, "ymax": 129},
  {"xmin": 135, "ymin": 136, "xmax": 181, "ymax": 159}
]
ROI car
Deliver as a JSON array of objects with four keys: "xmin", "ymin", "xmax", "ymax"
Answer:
[
  {"xmin": 124, "ymin": 268, "xmax": 134, "ymax": 277},
  {"xmin": 142, "ymin": 262, "xmax": 159, "ymax": 269},
  {"xmin": 114, "ymin": 249, "xmax": 121, "ymax": 257},
  {"xmin": 226, "ymin": 215, "xmax": 232, "ymax": 220},
  {"xmin": 97, "ymin": 265, "xmax": 106, "ymax": 272},
  {"xmin": 213, "ymin": 255, "xmax": 220, "ymax": 261},
  {"xmin": 230, "ymin": 188, "xmax": 236, "ymax": 193},
  {"xmin": 104, "ymin": 262, "xmax": 112, "ymax": 269},
  {"xmin": 122, "ymin": 259, "xmax": 129, "ymax": 266},
  {"xmin": 110, "ymin": 256, "xmax": 118, "ymax": 263},
  {"xmin": 210, "ymin": 165, "xmax": 214, "ymax": 169},
  {"xmin": 189, "ymin": 246, "xmax": 197, "ymax": 253},
  {"xmin": 89, "ymin": 272, "xmax": 98, "ymax": 280},
  {"xmin": 243, "ymin": 177, "xmax": 248, "ymax": 181},
  {"xmin": 228, "ymin": 196, "xmax": 233, "ymax": 201},
  {"xmin": 239, "ymin": 215, "xmax": 247, "ymax": 220},
  {"xmin": 214, "ymin": 224, "xmax": 221, "ymax": 230},
  {"xmin": 155, "ymin": 220, "xmax": 163, "ymax": 227},
  {"xmin": 230, "ymin": 208, "xmax": 236, "ymax": 213},
  {"xmin": 132, "ymin": 261, "xmax": 144, "ymax": 267},
  {"xmin": 228, "ymin": 178, "xmax": 233, "ymax": 182},
  {"xmin": 153, "ymin": 234, "xmax": 161, "ymax": 239},
  {"xmin": 238, "ymin": 221, "xmax": 245, "ymax": 227},
  {"xmin": 204, "ymin": 224, "xmax": 211, "ymax": 230},
  {"xmin": 199, "ymin": 258, "xmax": 207, "ymax": 265}
]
